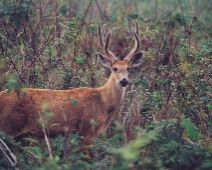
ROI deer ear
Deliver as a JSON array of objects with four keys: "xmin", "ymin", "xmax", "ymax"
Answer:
[
  {"xmin": 97, "ymin": 53, "xmax": 112, "ymax": 68},
  {"xmin": 130, "ymin": 51, "xmax": 144, "ymax": 67}
]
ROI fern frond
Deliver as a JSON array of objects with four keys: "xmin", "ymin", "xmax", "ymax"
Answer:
[
  {"xmin": 22, "ymin": 137, "xmax": 39, "ymax": 145},
  {"xmin": 180, "ymin": 116, "xmax": 203, "ymax": 140}
]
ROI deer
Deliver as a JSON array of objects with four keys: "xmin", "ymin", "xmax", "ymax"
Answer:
[{"xmin": 0, "ymin": 21, "xmax": 144, "ymax": 147}]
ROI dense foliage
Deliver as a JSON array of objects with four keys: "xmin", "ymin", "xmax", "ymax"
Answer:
[{"xmin": 0, "ymin": 0, "xmax": 212, "ymax": 169}]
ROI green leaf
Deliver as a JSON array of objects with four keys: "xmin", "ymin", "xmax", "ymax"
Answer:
[
  {"xmin": 127, "ymin": 13, "xmax": 138, "ymax": 20},
  {"xmin": 89, "ymin": 24, "xmax": 97, "ymax": 33},
  {"xmin": 180, "ymin": 116, "xmax": 203, "ymax": 140},
  {"xmin": 90, "ymin": 119, "xmax": 99, "ymax": 125},
  {"xmin": 119, "ymin": 130, "xmax": 158, "ymax": 161},
  {"xmin": 69, "ymin": 97, "xmax": 78, "ymax": 106},
  {"xmin": 180, "ymin": 62, "xmax": 190, "ymax": 72},
  {"xmin": 3, "ymin": 75, "xmax": 23, "ymax": 95},
  {"xmin": 76, "ymin": 54, "xmax": 86, "ymax": 65}
]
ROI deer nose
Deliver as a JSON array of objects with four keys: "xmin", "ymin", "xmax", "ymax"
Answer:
[{"xmin": 120, "ymin": 78, "xmax": 128, "ymax": 87}]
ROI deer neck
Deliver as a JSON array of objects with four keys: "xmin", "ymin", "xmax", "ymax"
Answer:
[{"xmin": 99, "ymin": 74, "xmax": 126, "ymax": 112}]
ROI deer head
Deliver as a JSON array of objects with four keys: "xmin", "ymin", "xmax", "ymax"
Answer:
[{"xmin": 97, "ymin": 21, "xmax": 144, "ymax": 87}]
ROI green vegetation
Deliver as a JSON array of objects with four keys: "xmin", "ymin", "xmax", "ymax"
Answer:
[{"xmin": 0, "ymin": 0, "xmax": 212, "ymax": 169}]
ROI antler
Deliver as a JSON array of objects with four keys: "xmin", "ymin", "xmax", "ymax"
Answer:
[
  {"xmin": 125, "ymin": 20, "xmax": 140, "ymax": 62},
  {"xmin": 98, "ymin": 23, "xmax": 118, "ymax": 62}
]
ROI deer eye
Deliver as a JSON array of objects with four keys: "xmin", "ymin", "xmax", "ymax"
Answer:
[{"xmin": 113, "ymin": 68, "xmax": 118, "ymax": 72}]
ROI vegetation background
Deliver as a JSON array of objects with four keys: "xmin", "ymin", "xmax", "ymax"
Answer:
[{"xmin": 0, "ymin": 0, "xmax": 212, "ymax": 169}]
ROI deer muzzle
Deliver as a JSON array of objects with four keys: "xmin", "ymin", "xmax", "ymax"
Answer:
[{"xmin": 119, "ymin": 78, "xmax": 128, "ymax": 87}]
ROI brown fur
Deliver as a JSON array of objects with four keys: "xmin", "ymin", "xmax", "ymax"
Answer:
[{"xmin": 0, "ymin": 63, "xmax": 128, "ymax": 145}]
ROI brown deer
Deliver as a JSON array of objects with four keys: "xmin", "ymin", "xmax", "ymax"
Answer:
[{"xmin": 0, "ymin": 21, "xmax": 144, "ymax": 146}]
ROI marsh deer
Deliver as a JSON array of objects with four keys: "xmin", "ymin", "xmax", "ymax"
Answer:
[{"xmin": 0, "ymin": 21, "xmax": 144, "ymax": 146}]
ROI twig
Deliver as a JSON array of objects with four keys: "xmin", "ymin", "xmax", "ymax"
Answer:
[
  {"xmin": 38, "ymin": 112, "xmax": 53, "ymax": 159},
  {"xmin": 22, "ymin": 148, "xmax": 39, "ymax": 159},
  {"xmin": 0, "ymin": 139, "xmax": 18, "ymax": 168}
]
